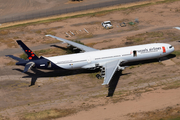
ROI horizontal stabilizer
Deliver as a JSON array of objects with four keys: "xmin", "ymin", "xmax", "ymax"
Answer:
[
  {"xmin": 6, "ymin": 55, "xmax": 25, "ymax": 62},
  {"xmin": 23, "ymin": 62, "xmax": 35, "ymax": 73}
]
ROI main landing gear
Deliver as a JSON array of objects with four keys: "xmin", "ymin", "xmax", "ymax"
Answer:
[{"xmin": 96, "ymin": 67, "xmax": 105, "ymax": 79}]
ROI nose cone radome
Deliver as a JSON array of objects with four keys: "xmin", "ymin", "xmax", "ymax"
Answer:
[
  {"xmin": 172, "ymin": 46, "xmax": 175, "ymax": 52},
  {"xmin": 168, "ymin": 44, "xmax": 174, "ymax": 54}
]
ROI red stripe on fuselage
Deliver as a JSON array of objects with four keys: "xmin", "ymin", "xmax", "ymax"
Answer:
[{"xmin": 162, "ymin": 46, "xmax": 166, "ymax": 53}]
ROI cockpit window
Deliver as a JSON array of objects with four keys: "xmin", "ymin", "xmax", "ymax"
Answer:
[{"xmin": 169, "ymin": 46, "xmax": 173, "ymax": 48}]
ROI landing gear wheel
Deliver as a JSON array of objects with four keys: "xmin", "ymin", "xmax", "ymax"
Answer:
[{"xmin": 96, "ymin": 74, "xmax": 102, "ymax": 79}]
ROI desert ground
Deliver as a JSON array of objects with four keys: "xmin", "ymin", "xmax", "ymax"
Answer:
[{"xmin": 1, "ymin": 0, "xmax": 180, "ymax": 120}]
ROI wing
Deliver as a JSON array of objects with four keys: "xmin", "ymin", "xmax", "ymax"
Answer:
[
  {"xmin": 102, "ymin": 59, "xmax": 122, "ymax": 85},
  {"xmin": 45, "ymin": 35, "xmax": 98, "ymax": 52}
]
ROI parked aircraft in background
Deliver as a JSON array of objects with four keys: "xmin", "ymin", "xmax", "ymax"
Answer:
[{"xmin": 7, "ymin": 35, "xmax": 174, "ymax": 96}]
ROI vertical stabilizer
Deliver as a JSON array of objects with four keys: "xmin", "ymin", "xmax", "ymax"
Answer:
[{"xmin": 16, "ymin": 40, "xmax": 39, "ymax": 60}]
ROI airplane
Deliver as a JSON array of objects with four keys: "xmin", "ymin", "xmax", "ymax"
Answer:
[{"xmin": 7, "ymin": 34, "xmax": 175, "ymax": 96}]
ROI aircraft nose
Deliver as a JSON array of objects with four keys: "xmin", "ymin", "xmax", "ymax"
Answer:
[
  {"xmin": 169, "ymin": 45, "xmax": 174, "ymax": 53},
  {"xmin": 172, "ymin": 46, "xmax": 175, "ymax": 52}
]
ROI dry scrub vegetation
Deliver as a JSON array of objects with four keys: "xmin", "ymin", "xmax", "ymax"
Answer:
[
  {"xmin": 22, "ymin": 109, "xmax": 76, "ymax": 120},
  {"xmin": 125, "ymin": 30, "xmax": 180, "ymax": 45}
]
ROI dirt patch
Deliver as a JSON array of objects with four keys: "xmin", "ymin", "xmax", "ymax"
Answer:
[
  {"xmin": 162, "ymin": 59, "xmax": 176, "ymax": 66},
  {"xmin": 56, "ymin": 88, "xmax": 180, "ymax": 120},
  {"xmin": 128, "ymin": 102, "xmax": 180, "ymax": 120}
]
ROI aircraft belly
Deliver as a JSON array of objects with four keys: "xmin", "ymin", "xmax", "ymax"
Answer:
[{"xmin": 57, "ymin": 61, "xmax": 87, "ymax": 70}]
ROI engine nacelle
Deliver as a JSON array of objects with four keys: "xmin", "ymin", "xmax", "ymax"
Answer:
[{"xmin": 117, "ymin": 66, "xmax": 125, "ymax": 71}]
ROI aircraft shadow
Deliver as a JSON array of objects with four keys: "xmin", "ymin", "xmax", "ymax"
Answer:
[
  {"xmin": 13, "ymin": 68, "xmax": 100, "ymax": 86},
  {"xmin": 14, "ymin": 68, "xmax": 99, "ymax": 77},
  {"xmin": 13, "ymin": 67, "xmax": 130, "ymax": 96},
  {"xmin": 50, "ymin": 45, "xmax": 67, "ymax": 50},
  {"xmin": 107, "ymin": 70, "xmax": 122, "ymax": 97},
  {"xmin": 51, "ymin": 44, "xmax": 81, "ymax": 53}
]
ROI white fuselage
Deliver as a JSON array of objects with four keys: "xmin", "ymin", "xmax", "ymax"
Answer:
[{"xmin": 46, "ymin": 43, "xmax": 174, "ymax": 70}]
